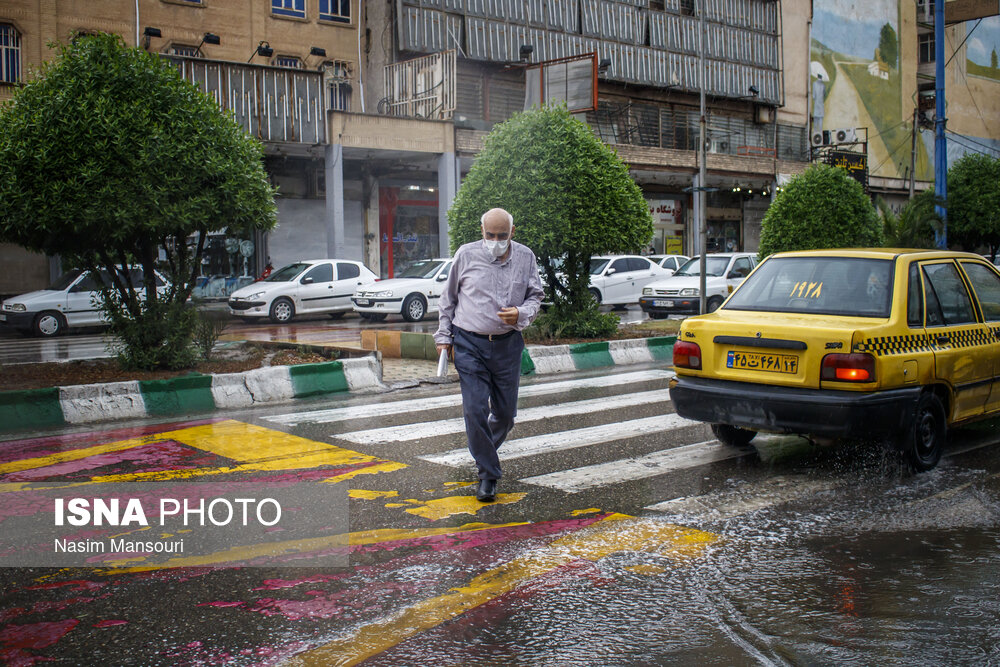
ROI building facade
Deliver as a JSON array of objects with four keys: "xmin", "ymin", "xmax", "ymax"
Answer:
[{"xmin": 1, "ymin": 0, "xmax": 997, "ymax": 296}]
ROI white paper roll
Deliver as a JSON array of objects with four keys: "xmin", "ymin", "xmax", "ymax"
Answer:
[{"xmin": 436, "ymin": 348, "xmax": 448, "ymax": 377}]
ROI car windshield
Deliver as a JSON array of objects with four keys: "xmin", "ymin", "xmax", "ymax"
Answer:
[
  {"xmin": 48, "ymin": 270, "xmax": 85, "ymax": 291},
  {"xmin": 264, "ymin": 263, "xmax": 310, "ymax": 282},
  {"xmin": 397, "ymin": 260, "xmax": 443, "ymax": 279},
  {"xmin": 675, "ymin": 257, "xmax": 730, "ymax": 277},
  {"xmin": 589, "ymin": 259, "xmax": 610, "ymax": 275},
  {"xmin": 724, "ymin": 256, "xmax": 894, "ymax": 317}
]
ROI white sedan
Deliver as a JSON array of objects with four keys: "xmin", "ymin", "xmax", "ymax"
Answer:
[
  {"xmin": 588, "ymin": 255, "xmax": 671, "ymax": 305},
  {"xmin": 650, "ymin": 254, "xmax": 690, "ymax": 275},
  {"xmin": 228, "ymin": 259, "xmax": 377, "ymax": 323},
  {"xmin": 352, "ymin": 258, "xmax": 453, "ymax": 322}
]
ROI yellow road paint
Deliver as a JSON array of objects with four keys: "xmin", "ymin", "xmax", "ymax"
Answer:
[
  {"xmin": 0, "ymin": 421, "xmax": 405, "ymax": 492},
  {"xmin": 443, "ymin": 481, "xmax": 476, "ymax": 488},
  {"xmin": 570, "ymin": 508, "xmax": 602, "ymax": 516},
  {"xmin": 0, "ymin": 436, "xmax": 158, "ymax": 475},
  {"xmin": 322, "ymin": 461, "xmax": 407, "ymax": 484},
  {"xmin": 399, "ymin": 494, "xmax": 527, "ymax": 521},
  {"xmin": 100, "ymin": 520, "xmax": 529, "ymax": 574},
  {"xmin": 348, "ymin": 490, "xmax": 400, "ymax": 500},
  {"xmin": 384, "ymin": 503, "xmax": 408, "ymax": 508},
  {"xmin": 282, "ymin": 515, "xmax": 718, "ymax": 667}
]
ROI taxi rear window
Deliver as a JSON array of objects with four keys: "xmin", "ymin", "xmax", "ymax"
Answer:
[{"xmin": 725, "ymin": 257, "xmax": 894, "ymax": 317}]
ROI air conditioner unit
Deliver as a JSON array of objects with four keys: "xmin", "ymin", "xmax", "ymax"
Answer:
[
  {"xmin": 834, "ymin": 127, "xmax": 857, "ymax": 144},
  {"xmin": 709, "ymin": 139, "xmax": 729, "ymax": 154},
  {"xmin": 810, "ymin": 130, "xmax": 830, "ymax": 147}
]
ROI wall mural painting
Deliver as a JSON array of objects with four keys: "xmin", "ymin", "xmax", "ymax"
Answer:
[
  {"xmin": 810, "ymin": 1, "xmax": 931, "ymax": 180},
  {"xmin": 966, "ymin": 16, "xmax": 1000, "ymax": 82}
]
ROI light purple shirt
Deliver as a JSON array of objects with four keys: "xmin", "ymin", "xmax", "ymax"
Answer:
[{"xmin": 434, "ymin": 240, "xmax": 545, "ymax": 343}]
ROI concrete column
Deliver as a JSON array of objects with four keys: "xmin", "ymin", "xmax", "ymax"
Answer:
[
  {"xmin": 438, "ymin": 151, "xmax": 458, "ymax": 258},
  {"xmin": 325, "ymin": 143, "xmax": 345, "ymax": 258},
  {"xmin": 365, "ymin": 176, "xmax": 380, "ymax": 273}
]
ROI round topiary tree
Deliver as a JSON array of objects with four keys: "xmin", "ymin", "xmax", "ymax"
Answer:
[
  {"xmin": 448, "ymin": 105, "xmax": 652, "ymax": 338},
  {"xmin": 946, "ymin": 152, "xmax": 1000, "ymax": 258},
  {"xmin": 759, "ymin": 163, "xmax": 883, "ymax": 259},
  {"xmin": 0, "ymin": 33, "xmax": 276, "ymax": 369}
]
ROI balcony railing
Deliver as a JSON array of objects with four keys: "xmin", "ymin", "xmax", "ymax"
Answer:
[{"xmin": 166, "ymin": 55, "xmax": 326, "ymax": 144}]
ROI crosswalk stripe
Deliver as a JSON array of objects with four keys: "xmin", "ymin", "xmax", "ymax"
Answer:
[
  {"xmin": 518, "ymin": 439, "xmax": 743, "ymax": 492},
  {"xmin": 336, "ymin": 391, "xmax": 666, "ymax": 445},
  {"xmin": 644, "ymin": 475, "xmax": 840, "ymax": 520},
  {"xmin": 265, "ymin": 369, "xmax": 673, "ymax": 426},
  {"xmin": 419, "ymin": 413, "xmax": 698, "ymax": 468}
]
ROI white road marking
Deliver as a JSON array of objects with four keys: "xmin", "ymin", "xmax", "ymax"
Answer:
[
  {"xmin": 519, "ymin": 439, "xmax": 739, "ymax": 492},
  {"xmin": 644, "ymin": 475, "xmax": 840, "ymax": 520},
  {"xmin": 419, "ymin": 413, "xmax": 699, "ymax": 467},
  {"xmin": 335, "ymin": 391, "xmax": 667, "ymax": 444},
  {"xmin": 264, "ymin": 369, "xmax": 673, "ymax": 426}
]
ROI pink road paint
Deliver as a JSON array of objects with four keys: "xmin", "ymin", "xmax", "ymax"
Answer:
[
  {"xmin": 249, "ymin": 580, "xmax": 424, "ymax": 621},
  {"xmin": 24, "ymin": 580, "xmax": 106, "ymax": 593},
  {"xmin": 0, "ymin": 619, "xmax": 79, "ymax": 666},
  {"xmin": 196, "ymin": 601, "xmax": 246, "ymax": 609},
  {"xmin": 0, "ymin": 419, "xmax": 224, "ymax": 464},
  {"xmin": 253, "ymin": 573, "xmax": 349, "ymax": 591},
  {"xmin": 92, "ymin": 620, "xmax": 127, "ymax": 628}
]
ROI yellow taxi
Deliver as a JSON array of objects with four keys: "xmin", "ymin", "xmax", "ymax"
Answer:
[{"xmin": 668, "ymin": 249, "xmax": 1000, "ymax": 471}]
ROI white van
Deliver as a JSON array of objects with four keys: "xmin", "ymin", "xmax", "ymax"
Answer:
[{"xmin": 1, "ymin": 267, "xmax": 169, "ymax": 337}]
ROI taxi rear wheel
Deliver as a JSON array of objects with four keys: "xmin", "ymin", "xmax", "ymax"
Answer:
[
  {"xmin": 711, "ymin": 423, "xmax": 757, "ymax": 447},
  {"xmin": 900, "ymin": 393, "xmax": 945, "ymax": 472}
]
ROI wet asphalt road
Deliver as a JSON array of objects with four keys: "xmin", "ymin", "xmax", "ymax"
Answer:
[{"xmin": 2, "ymin": 362, "xmax": 1000, "ymax": 665}]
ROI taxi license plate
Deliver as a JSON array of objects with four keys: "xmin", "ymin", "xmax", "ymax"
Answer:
[
  {"xmin": 727, "ymin": 350, "xmax": 798, "ymax": 374},
  {"xmin": 355, "ymin": 299, "xmax": 371, "ymax": 306},
  {"xmin": 653, "ymin": 299, "xmax": 674, "ymax": 307}
]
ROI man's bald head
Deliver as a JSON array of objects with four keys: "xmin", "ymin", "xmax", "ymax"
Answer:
[{"xmin": 481, "ymin": 208, "xmax": 514, "ymax": 241}]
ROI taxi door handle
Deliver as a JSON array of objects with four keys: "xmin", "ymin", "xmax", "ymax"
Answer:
[{"xmin": 936, "ymin": 335, "xmax": 950, "ymax": 345}]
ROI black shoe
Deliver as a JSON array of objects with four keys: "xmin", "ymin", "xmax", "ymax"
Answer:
[{"xmin": 476, "ymin": 479, "xmax": 497, "ymax": 502}]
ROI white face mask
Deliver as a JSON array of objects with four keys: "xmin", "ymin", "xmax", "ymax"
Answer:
[{"xmin": 483, "ymin": 238, "xmax": 509, "ymax": 258}]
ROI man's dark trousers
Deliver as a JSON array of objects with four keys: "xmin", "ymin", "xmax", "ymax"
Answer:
[{"xmin": 452, "ymin": 327, "xmax": 524, "ymax": 482}]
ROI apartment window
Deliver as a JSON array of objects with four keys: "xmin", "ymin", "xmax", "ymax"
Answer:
[
  {"xmin": 272, "ymin": 0, "xmax": 306, "ymax": 18},
  {"xmin": 274, "ymin": 55, "xmax": 303, "ymax": 69},
  {"xmin": 0, "ymin": 23, "xmax": 21, "ymax": 83},
  {"xmin": 170, "ymin": 44, "xmax": 201, "ymax": 57},
  {"xmin": 918, "ymin": 33, "xmax": 935, "ymax": 63},
  {"xmin": 320, "ymin": 0, "xmax": 350, "ymax": 23},
  {"xmin": 327, "ymin": 60, "xmax": 351, "ymax": 110}
]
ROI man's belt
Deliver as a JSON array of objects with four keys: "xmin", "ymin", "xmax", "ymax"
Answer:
[{"xmin": 460, "ymin": 328, "xmax": 517, "ymax": 342}]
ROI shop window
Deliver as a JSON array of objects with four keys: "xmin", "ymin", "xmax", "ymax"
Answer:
[
  {"xmin": 272, "ymin": 0, "xmax": 306, "ymax": 19},
  {"xmin": 320, "ymin": 0, "xmax": 350, "ymax": 23},
  {"xmin": 0, "ymin": 23, "xmax": 20, "ymax": 84}
]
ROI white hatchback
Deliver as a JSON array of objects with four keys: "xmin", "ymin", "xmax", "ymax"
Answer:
[
  {"xmin": 352, "ymin": 258, "xmax": 453, "ymax": 322},
  {"xmin": 588, "ymin": 255, "xmax": 670, "ymax": 305},
  {"xmin": 228, "ymin": 259, "xmax": 377, "ymax": 323}
]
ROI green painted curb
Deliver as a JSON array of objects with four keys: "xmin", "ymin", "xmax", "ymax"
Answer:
[
  {"xmin": 140, "ymin": 374, "xmax": 216, "ymax": 417},
  {"xmin": 0, "ymin": 387, "xmax": 65, "ymax": 431},
  {"xmin": 569, "ymin": 341, "xmax": 614, "ymax": 370},
  {"xmin": 520, "ymin": 348, "xmax": 536, "ymax": 375},
  {"xmin": 400, "ymin": 332, "xmax": 432, "ymax": 360},
  {"xmin": 289, "ymin": 360, "xmax": 349, "ymax": 397},
  {"xmin": 647, "ymin": 336, "xmax": 677, "ymax": 362}
]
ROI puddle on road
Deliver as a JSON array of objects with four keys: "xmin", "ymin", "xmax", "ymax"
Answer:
[{"xmin": 357, "ymin": 465, "xmax": 1000, "ymax": 667}]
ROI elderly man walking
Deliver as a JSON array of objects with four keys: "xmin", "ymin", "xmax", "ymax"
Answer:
[{"xmin": 435, "ymin": 208, "xmax": 545, "ymax": 501}]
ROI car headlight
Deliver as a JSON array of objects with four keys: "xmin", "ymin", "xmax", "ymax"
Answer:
[
  {"xmin": 3, "ymin": 303, "xmax": 26, "ymax": 312},
  {"xmin": 679, "ymin": 288, "xmax": 699, "ymax": 297},
  {"xmin": 246, "ymin": 291, "xmax": 267, "ymax": 301},
  {"xmin": 642, "ymin": 288, "xmax": 652, "ymax": 295},
  {"xmin": 374, "ymin": 290, "xmax": 393, "ymax": 298}
]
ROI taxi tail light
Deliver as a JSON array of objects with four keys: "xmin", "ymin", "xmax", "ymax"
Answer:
[
  {"xmin": 821, "ymin": 353, "xmax": 876, "ymax": 382},
  {"xmin": 673, "ymin": 341, "xmax": 702, "ymax": 370}
]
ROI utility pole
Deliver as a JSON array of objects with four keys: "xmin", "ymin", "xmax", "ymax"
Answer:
[
  {"xmin": 934, "ymin": 0, "xmax": 948, "ymax": 247},
  {"xmin": 909, "ymin": 106, "xmax": 917, "ymax": 199},
  {"xmin": 698, "ymin": 0, "xmax": 707, "ymax": 314}
]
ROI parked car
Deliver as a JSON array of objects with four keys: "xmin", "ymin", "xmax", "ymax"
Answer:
[
  {"xmin": 352, "ymin": 258, "xmax": 453, "ymax": 322},
  {"xmin": 668, "ymin": 249, "xmax": 1000, "ymax": 472},
  {"xmin": 0, "ymin": 267, "xmax": 168, "ymax": 337},
  {"xmin": 588, "ymin": 255, "xmax": 670, "ymax": 305},
  {"xmin": 228, "ymin": 259, "xmax": 377, "ymax": 323},
  {"xmin": 649, "ymin": 254, "xmax": 690, "ymax": 275},
  {"xmin": 638, "ymin": 252, "xmax": 758, "ymax": 317}
]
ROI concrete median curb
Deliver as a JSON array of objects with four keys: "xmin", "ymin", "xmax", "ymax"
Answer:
[
  {"xmin": 0, "ymin": 356, "xmax": 383, "ymax": 433},
  {"xmin": 523, "ymin": 336, "xmax": 677, "ymax": 376}
]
